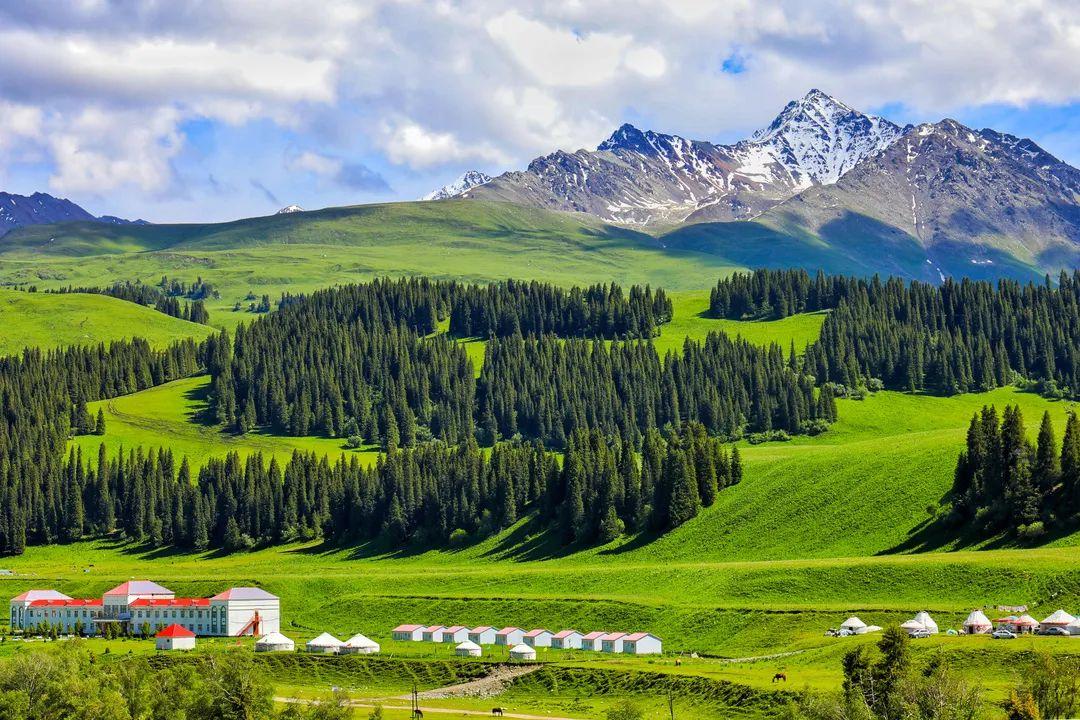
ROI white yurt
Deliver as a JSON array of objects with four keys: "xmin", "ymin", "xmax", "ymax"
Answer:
[
  {"xmin": 914, "ymin": 611, "xmax": 939, "ymax": 634},
  {"xmin": 855, "ymin": 625, "xmax": 882, "ymax": 635},
  {"xmin": 509, "ymin": 643, "xmax": 537, "ymax": 661},
  {"xmin": 306, "ymin": 632, "xmax": 345, "ymax": 654},
  {"xmin": 962, "ymin": 610, "xmax": 992, "ymax": 634},
  {"xmin": 1016, "ymin": 615, "xmax": 1040, "ymax": 633},
  {"xmin": 1040, "ymin": 609, "xmax": 1077, "ymax": 630},
  {"xmin": 255, "ymin": 632, "xmax": 296, "ymax": 652},
  {"xmin": 455, "ymin": 640, "xmax": 482, "ymax": 657},
  {"xmin": 900, "ymin": 619, "xmax": 927, "ymax": 635},
  {"xmin": 840, "ymin": 617, "xmax": 866, "ymax": 633},
  {"xmin": 343, "ymin": 633, "xmax": 380, "ymax": 654}
]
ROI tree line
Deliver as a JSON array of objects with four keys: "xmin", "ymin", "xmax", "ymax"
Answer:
[
  {"xmin": 448, "ymin": 280, "xmax": 671, "ymax": 338},
  {"xmin": 35, "ymin": 279, "xmax": 212, "ymax": 325},
  {"xmin": 713, "ymin": 268, "xmax": 1080, "ymax": 399},
  {"xmin": 951, "ymin": 405, "xmax": 1080, "ymax": 537}
]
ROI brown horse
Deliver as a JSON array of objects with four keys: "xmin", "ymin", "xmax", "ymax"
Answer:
[{"xmin": 772, "ymin": 672, "xmax": 787, "ymax": 683}]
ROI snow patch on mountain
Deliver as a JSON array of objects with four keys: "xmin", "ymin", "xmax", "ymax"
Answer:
[
  {"xmin": 422, "ymin": 171, "xmax": 492, "ymax": 201},
  {"xmin": 276, "ymin": 205, "xmax": 304, "ymax": 214}
]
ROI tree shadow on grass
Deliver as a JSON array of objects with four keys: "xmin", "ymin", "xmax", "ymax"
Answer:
[{"xmin": 180, "ymin": 375, "xmax": 217, "ymax": 427}]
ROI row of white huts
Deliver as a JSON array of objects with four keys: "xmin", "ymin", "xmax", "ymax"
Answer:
[
  {"xmin": 392, "ymin": 624, "xmax": 662, "ymax": 655},
  {"xmin": 252, "ymin": 631, "xmax": 380, "ymax": 654},
  {"xmin": 840, "ymin": 609, "xmax": 1080, "ymax": 637}
]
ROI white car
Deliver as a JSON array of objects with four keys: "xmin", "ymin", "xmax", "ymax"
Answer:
[
  {"xmin": 992, "ymin": 629, "xmax": 1017, "ymax": 640},
  {"xmin": 909, "ymin": 629, "xmax": 932, "ymax": 639}
]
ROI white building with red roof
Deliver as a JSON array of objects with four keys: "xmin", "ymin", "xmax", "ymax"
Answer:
[
  {"xmin": 551, "ymin": 630, "xmax": 583, "ymax": 650},
  {"xmin": 621, "ymin": 632, "xmax": 662, "ymax": 655},
  {"xmin": 495, "ymin": 627, "xmax": 524, "ymax": 646},
  {"xmin": 441, "ymin": 625, "xmax": 470, "ymax": 643},
  {"xmin": 392, "ymin": 624, "xmax": 424, "ymax": 641},
  {"xmin": 522, "ymin": 628, "xmax": 553, "ymax": 648},
  {"xmin": 9, "ymin": 581, "xmax": 279, "ymax": 637},
  {"xmin": 468, "ymin": 626, "xmax": 497, "ymax": 645},
  {"xmin": 156, "ymin": 624, "xmax": 196, "ymax": 651},
  {"xmin": 580, "ymin": 631, "xmax": 606, "ymax": 651},
  {"xmin": 600, "ymin": 632, "xmax": 627, "ymax": 653}
]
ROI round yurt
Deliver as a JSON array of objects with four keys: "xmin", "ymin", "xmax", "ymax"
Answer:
[
  {"xmin": 962, "ymin": 610, "xmax": 992, "ymax": 635},
  {"xmin": 855, "ymin": 625, "xmax": 882, "ymax": 635},
  {"xmin": 306, "ymin": 632, "xmax": 345, "ymax": 654},
  {"xmin": 900, "ymin": 619, "xmax": 927, "ymax": 635},
  {"xmin": 509, "ymin": 643, "xmax": 537, "ymax": 661},
  {"xmin": 255, "ymin": 632, "xmax": 296, "ymax": 653},
  {"xmin": 1040, "ymin": 609, "xmax": 1077, "ymax": 632},
  {"xmin": 1014, "ymin": 615, "xmax": 1039, "ymax": 634},
  {"xmin": 840, "ymin": 617, "xmax": 866, "ymax": 633},
  {"xmin": 914, "ymin": 611, "xmax": 939, "ymax": 634},
  {"xmin": 456, "ymin": 640, "xmax": 482, "ymax": 658},
  {"xmin": 342, "ymin": 633, "xmax": 380, "ymax": 654}
]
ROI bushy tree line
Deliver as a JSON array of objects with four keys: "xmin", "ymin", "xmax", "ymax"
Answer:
[
  {"xmin": 56, "ymin": 423, "xmax": 740, "ymax": 552},
  {"xmin": 153, "ymin": 296, "xmax": 211, "ymax": 324},
  {"xmin": 40, "ymin": 280, "xmax": 211, "ymax": 324},
  {"xmin": 449, "ymin": 280, "xmax": 671, "ymax": 338},
  {"xmin": 712, "ymin": 268, "xmax": 1080, "ymax": 398},
  {"xmin": 477, "ymin": 332, "xmax": 835, "ymax": 447},
  {"xmin": 0, "ymin": 642, "xmax": 351, "ymax": 720},
  {"xmin": 952, "ymin": 405, "xmax": 1080, "ymax": 536},
  {"xmin": 159, "ymin": 275, "xmax": 219, "ymax": 301},
  {"xmin": 709, "ymin": 268, "xmax": 859, "ymax": 320},
  {"xmin": 0, "ymin": 339, "xmax": 202, "ymax": 555}
]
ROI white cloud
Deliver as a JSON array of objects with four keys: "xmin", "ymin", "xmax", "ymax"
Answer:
[
  {"xmin": 0, "ymin": 101, "xmax": 43, "ymax": 150},
  {"xmin": 288, "ymin": 151, "xmax": 344, "ymax": 177},
  {"xmin": 383, "ymin": 121, "xmax": 508, "ymax": 169},
  {"xmin": 624, "ymin": 47, "xmax": 667, "ymax": 79}
]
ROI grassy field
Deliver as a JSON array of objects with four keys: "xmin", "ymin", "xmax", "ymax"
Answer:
[{"xmin": 0, "ymin": 289, "xmax": 213, "ymax": 356}]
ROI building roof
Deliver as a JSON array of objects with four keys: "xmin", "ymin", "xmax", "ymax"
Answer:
[
  {"xmin": 964, "ymin": 610, "xmax": 992, "ymax": 627},
  {"xmin": 443, "ymin": 625, "xmax": 467, "ymax": 633},
  {"xmin": 156, "ymin": 624, "xmax": 196, "ymax": 639},
  {"xmin": 422, "ymin": 625, "xmax": 445, "ymax": 633},
  {"xmin": 470, "ymin": 626, "xmax": 494, "ymax": 633},
  {"xmin": 256, "ymin": 632, "xmax": 294, "ymax": 646},
  {"xmin": 509, "ymin": 643, "xmax": 535, "ymax": 653},
  {"xmin": 841, "ymin": 616, "xmax": 866, "ymax": 629},
  {"xmin": 210, "ymin": 587, "xmax": 278, "ymax": 601},
  {"xmin": 130, "ymin": 598, "xmax": 210, "ymax": 608},
  {"xmin": 345, "ymin": 633, "xmax": 379, "ymax": 648},
  {"xmin": 552, "ymin": 630, "xmax": 581, "ymax": 639},
  {"xmin": 12, "ymin": 589, "xmax": 73, "ymax": 603},
  {"xmin": 623, "ymin": 632, "xmax": 658, "ymax": 642},
  {"xmin": 496, "ymin": 627, "xmax": 521, "ymax": 635},
  {"xmin": 29, "ymin": 598, "xmax": 102, "ymax": 608},
  {"xmin": 307, "ymin": 632, "xmax": 344, "ymax": 647},
  {"xmin": 524, "ymin": 629, "xmax": 552, "ymax": 638},
  {"xmin": 600, "ymin": 632, "xmax": 626, "ymax": 642},
  {"xmin": 581, "ymin": 631, "xmax": 606, "ymax": 641},
  {"xmin": 1041, "ymin": 609, "xmax": 1077, "ymax": 625},
  {"xmin": 393, "ymin": 624, "xmax": 423, "ymax": 632},
  {"xmin": 105, "ymin": 581, "xmax": 174, "ymax": 597}
]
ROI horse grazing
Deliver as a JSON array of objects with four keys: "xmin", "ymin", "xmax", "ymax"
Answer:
[
  {"xmin": 772, "ymin": 672, "xmax": 787, "ymax": 683},
  {"xmin": 492, "ymin": 709, "xmax": 505, "ymax": 717},
  {"xmin": 674, "ymin": 658, "xmax": 682, "ymax": 667}
]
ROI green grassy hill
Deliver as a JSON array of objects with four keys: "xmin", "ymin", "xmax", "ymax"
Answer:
[{"xmin": 0, "ymin": 290, "xmax": 213, "ymax": 356}]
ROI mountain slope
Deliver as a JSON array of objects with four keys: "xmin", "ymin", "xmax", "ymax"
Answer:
[
  {"xmin": 469, "ymin": 90, "xmax": 901, "ymax": 226},
  {"xmin": 0, "ymin": 191, "xmax": 143, "ymax": 235}
]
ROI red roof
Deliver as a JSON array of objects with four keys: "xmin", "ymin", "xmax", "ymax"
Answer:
[
  {"xmin": 130, "ymin": 598, "xmax": 210, "ymax": 608},
  {"xmin": 443, "ymin": 625, "xmax": 466, "ymax": 633},
  {"xmin": 581, "ymin": 631, "xmax": 606, "ymax": 640},
  {"xmin": 156, "ymin": 624, "xmax": 196, "ymax": 639},
  {"xmin": 105, "ymin": 581, "xmax": 174, "ymax": 596},
  {"xmin": 11, "ymin": 590, "xmax": 72, "ymax": 603},
  {"xmin": 29, "ymin": 598, "xmax": 102, "ymax": 607},
  {"xmin": 496, "ymin": 627, "xmax": 520, "ymax": 635},
  {"xmin": 600, "ymin": 632, "xmax": 626, "ymax": 642},
  {"xmin": 524, "ymin": 629, "xmax": 551, "ymax": 638},
  {"xmin": 393, "ymin": 624, "xmax": 422, "ymax": 632},
  {"xmin": 552, "ymin": 630, "xmax": 581, "ymax": 639},
  {"xmin": 623, "ymin": 632, "xmax": 657, "ymax": 642},
  {"xmin": 470, "ymin": 626, "xmax": 494, "ymax": 633}
]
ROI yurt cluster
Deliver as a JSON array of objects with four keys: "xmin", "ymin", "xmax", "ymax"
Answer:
[
  {"xmin": 832, "ymin": 609, "xmax": 1080, "ymax": 638},
  {"xmin": 392, "ymin": 624, "xmax": 662, "ymax": 659},
  {"xmin": 252, "ymin": 631, "xmax": 380, "ymax": 654}
]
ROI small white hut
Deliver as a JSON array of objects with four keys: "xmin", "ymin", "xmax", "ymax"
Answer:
[
  {"xmin": 1040, "ymin": 609, "xmax": 1077, "ymax": 632},
  {"xmin": 441, "ymin": 625, "xmax": 470, "ymax": 643},
  {"xmin": 600, "ymin": 632, "xmax": 627, "ymax": 653},
  {"xmin": 156, "ymin": 624, "xmax": 196, "ymax": 651},
  {"xmin": 580, "ymin": 631, "xmax": 605, "ymax": 651},
  {"xmin": 495, "ymin": 627, "xmax": 524, "ymax": 646},
  {"xmin": 455, "ymin": 640, "xmax": 482, "ymax": 657},
  {"xmin": 421, "ymin": 625, "xmax": 446, "ymax": 642},
  {"xmin": 255, "ymin": 632, "xmax": 296, "ymax": 652},
  {"xmin": 468, "ymin": 626, "xmax": 498, "ymax": 645},
  {"xmin": 622, "ymin": 633, "xmax": 662, "ymax": 655},
  {"xmin": 962, "ymin": 610, "xmax": 993, "ymax": 635},
  {"xmin": 509, "ymin": 643, "xmax": 536, "ymax": 661},
  {"xmin": 900, "ymin": 619, "xmax": 927, "ymax": 636},
  {"xmin": 551, "ymin": 630, "xmax": 583, "ymax": 650},
  {"xmin": 523, "ymin": 629, "xmax": 553, "ymax": 648},
  {"xmin": 392, "ymin": 624, "xmax": 423, "ymax": 642},
  {"xmin": 840, "ymin": 617, "xmax": 866, "ymax": 633},
  {"xmin": 342, "ymin": 633, "xmax": 380, "ymax": 654},
  {"xmin": 306, "ymin": 632, "xmax": 345, "ymax": 654},
  {"xmin": 914, "ymin": 611, "xmax": 939, "ymax": 634}
]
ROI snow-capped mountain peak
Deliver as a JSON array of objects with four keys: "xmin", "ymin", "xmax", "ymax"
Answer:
[
  {"xmin": 276, "ymin": 204, "xmax": 303, "ymax": 214},
  {"xmin": 422, "ymin": 171, "xmax": 492, "ymax": 201}
]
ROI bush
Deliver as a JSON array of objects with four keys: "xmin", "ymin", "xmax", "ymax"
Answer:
[
  {"xmin": 605, "ymin": 700, "xmax": 644, "ymax": 720},
  {"xmin": 448, "ymin": 528, "xmax": 470, "ymax": 547},
  {"xmin": 345, "ymin": 435, "xmax": 364, "ymax": 449},
  {"xmin": 746, "ymin": 429, "xmax": 792, "ymax": 445},
  {"xmin": 1017, "ymin": 522, "xmax": 1047, "ymax": 540}
]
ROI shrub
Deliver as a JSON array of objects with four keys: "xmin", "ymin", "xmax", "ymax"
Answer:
[
  {"xmin": 448, "ymin": 528, "xmax": 470, "ymax": 547},
  {"xmin": 1017, "ymin": 522, "xmax": 1046, "ymax": 540}
]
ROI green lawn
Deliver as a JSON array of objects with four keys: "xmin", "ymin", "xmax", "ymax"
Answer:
[{"xmin": 0, "ymin": 289, "xmax": 213, "ymax": 356}]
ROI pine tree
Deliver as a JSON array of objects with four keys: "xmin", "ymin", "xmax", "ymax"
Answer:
[
  {"xmin": 1061, "ymin": 412, "xmax": 1080, "ymax": 513},
  {"xmin": 94, "ymin": 408, "xmax": 106, "ymax": 436},
  {"xmin": 1034, "ymin": 411, "xmax": 1060, "ymax": 495},
  {"xmin": 664, "ymin": 446, "xmax": 699, "ymax": 529}
]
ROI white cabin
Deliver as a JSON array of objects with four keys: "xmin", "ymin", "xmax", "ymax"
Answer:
[
  {"xmin": 622, "ymin": 633, "xmax": 662, "ymax": 655},
  {"xmin": 551, "ymin": 630, "xmax": 583, "ymax": 650}
]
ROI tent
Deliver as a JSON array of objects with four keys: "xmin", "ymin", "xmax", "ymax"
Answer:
[
  {"xmin": 342, "ymin": 634, "xmax": 380, "ymax": 654},
  {"xmin": 914, "ymin": 611, "xmax": 939, "ymax": 634},
  {"xmin": 962, "ymin": 610, "xmax": 992, "ymax": 634},
  {"xmin": 455, "ymin": 640, "xmax": 482, "ymax": 657},
  {"xmin": 840, "ymin": 617, "xmax": 866, "ymax": 633},
  {"xmin": 255, "ymin": 632, "xmax": 295, "ymax": 652},
  {"xmin": 900, "ymin": 619, "xmax": 927, "ymax": 635},
  {"xmin": 1040, "ymin": 610, "xmax": 1077, "ymax": 629},
  {"xmin": 306, "ymin": 632, "xmax": 345, "ymax": 654},
  {"xmin": 856, "ymin": 625, "xmax": 882, "ymax": 635},
  {"xmin": 509, "ymin": 643, "xmax": 537, "ymax": 661}
]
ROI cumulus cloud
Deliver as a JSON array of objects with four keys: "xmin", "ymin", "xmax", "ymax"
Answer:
[
  {"xmin": 0, "ymin": 0, "xmax": 1078, "ymax": 219},
  {"xmin": 286, "ymin": 150, "xmax": 390, "ymax": 192}
]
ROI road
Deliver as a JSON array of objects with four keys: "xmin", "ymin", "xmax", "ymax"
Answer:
[{"xmin": 274, "ymin": 696, "xmax": 587, "ymax": 720}]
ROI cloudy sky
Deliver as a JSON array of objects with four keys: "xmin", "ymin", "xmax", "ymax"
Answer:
[{"xmin": 1, "ymin": 0, "xmax": 1079, "ymax": 223}]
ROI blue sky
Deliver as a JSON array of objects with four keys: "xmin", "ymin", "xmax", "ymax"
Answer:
[{"xmin": 0, "ymin": 1, "xmax": 1078, "ymax": 223}]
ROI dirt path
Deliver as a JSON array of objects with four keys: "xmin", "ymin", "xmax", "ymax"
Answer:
[
  {"xmin": 275, "ymin": 696, "xmax": 585, "ymax": 720},
  {"xmin": 394, "ymin": 664, "xmax": 542, "ymax": 700}
]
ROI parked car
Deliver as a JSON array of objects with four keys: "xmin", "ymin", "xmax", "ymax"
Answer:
[
  {"xmin": 992, "ymin": 629, "xmax": 1017, "ymax": 640},
  {"xmin": 1039, "ymin": 626, "xmax": 1069, "ymax": 636},
  {"xmin": 909, "ymin": 629, "xmax": 932, "ymax": 639}
]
